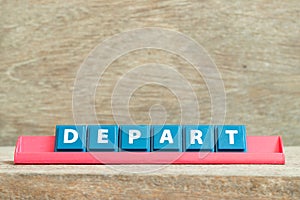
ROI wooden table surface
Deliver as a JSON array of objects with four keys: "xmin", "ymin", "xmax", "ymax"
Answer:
[
  {"xmin": 0, "ymin": 1, "xmax": 299, "ymax": 148},
  {"xmin": 0, "ymin": 146, "xmax": 300, "ymax": 199}
]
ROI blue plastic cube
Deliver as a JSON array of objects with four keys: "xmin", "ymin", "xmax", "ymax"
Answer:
[
  {"xmin": 185, "ymin": 125, "xmax": 215, "ymax": 152},
  {"xmin": 217, "ymin": 125, "xmax": 247, "ymax": 152},
  {"xmin": 120, "ymin": 125, "xmax": 151, "ymax": 151},
  {"xmin": 152, "ymin": 125, "xmax": 182, "ymax": 151},
  {"xmin": 55, "ymin": 125, "xmax": 87, "ymax": 152},
  {"xmin": 87, "ymin": 125, "xmax": 119, "ymax": 152}
]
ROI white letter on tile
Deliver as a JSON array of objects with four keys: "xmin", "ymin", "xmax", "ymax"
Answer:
[
  {"xmin": 129, "ymin": 130, "xmax": 141, "ymax": 144},
  {"xmin": 225, "ymin": 130, "xmax": 238, "ymax": 144},
  {"xmin": 98, "ymin": 129, "xmax": 109, "ymax": 143},
  {"xmin": 63, "ymin": 129, "xmax": 79, "ymax": 143},
  {"xmin": 160, "ymin": 129, "xmax": 174, "ymax": 144},
  {"xmin": 190, "ymin": 130, "xmax": 203, "ymax": 144}
]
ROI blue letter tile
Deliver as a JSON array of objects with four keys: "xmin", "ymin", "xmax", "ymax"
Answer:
[
  {"xmin": 152, "ymin": 125, "xmax": 182, "ymax": 151},
  {"xmin": 185, "ymin": 125, "xmax": 215, "ymax": 152},
  {"xmin": 217, "ymin": 125, "xmax": 247, "ymax": 152},
  {"xmin": 55, "ymin": 125, "xmax": 87, "ymax": 152},
  {"xmin": 87, "ymin": 125, "xmax": 119, "ymax": 152},
  {"xmin": 120, "ymin": 125, "xmax": 150, "ymax": 151}
]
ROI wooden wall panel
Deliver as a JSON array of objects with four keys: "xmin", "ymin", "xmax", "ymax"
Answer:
[{"xmin": 0, "ymin": 0, "xmax": 299, "ymax": 145}]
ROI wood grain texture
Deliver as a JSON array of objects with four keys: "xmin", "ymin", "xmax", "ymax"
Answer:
[
  {"xmin": 1, "ymin": 146, "xmax": 300, "ymax": 199},
  {"xmin": 0, "ymin": 0, "xmax": 299, "ymax": 146}
]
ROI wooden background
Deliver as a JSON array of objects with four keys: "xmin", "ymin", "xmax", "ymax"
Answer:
[{"xmin": 0, "ymin": 0, "xmax": 299, "ymax": 146}]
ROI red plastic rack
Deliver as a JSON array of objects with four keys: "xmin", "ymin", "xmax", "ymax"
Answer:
[{"xmin": 14, "ymin": 136, "xmax": 285, "ymax": 164}]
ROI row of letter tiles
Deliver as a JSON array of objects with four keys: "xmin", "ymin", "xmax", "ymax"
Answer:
[{"xmin": 55, "ymin": 125, "xmax": 247, "ymax": 152}]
